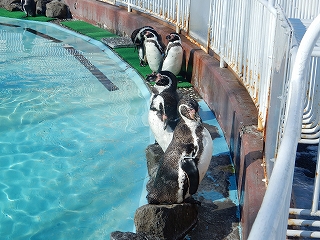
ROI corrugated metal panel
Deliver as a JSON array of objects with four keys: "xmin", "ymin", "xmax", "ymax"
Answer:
[{"xmin": 277, "ymin": 0, "xmax": 320, "ymax": 19}]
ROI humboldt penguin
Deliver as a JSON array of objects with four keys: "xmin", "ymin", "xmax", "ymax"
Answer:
[
  {"xmin": 147, "ymin": 97, "xmax": 213, "ymax": 204},
  {"xmin": 143, "ymin": 29, "xmax": 165, "ymax": 73},
  {"xmin": 162, "ymin": 33, "xmax": 183, "ymax": 76},
  {"xmin": 148, "ymin": 71, "xmax": 179, "ymax": 152},
  {"xmin": 131, "ymin": 26, "xmax": 154, "ymax": 67},
  {"xmin": 21, "ymin": 0, "xmax": 36, "ymax": 17}
]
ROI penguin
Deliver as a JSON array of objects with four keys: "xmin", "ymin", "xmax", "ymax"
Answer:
[
  {"xmin": 131, "ymin": 26, "xmax": 155, "ymax": 67},
  {"xmin": 161, "ymin": 33, "xmax": 183, "ymax": 76},
  {"xmin": 21, "ymin": 0, "xmax": 36, "ymax": 17},
  {"xmin": 147, "ymin": 96, "xmax": 213, "ymax": 204},
  {"xmin": 143, "ymin": 29, "xmax": 165, "ymax": 74},
  {"xmin": 148, "ymin": 71, "xmax": 180, "ymax": 152}
]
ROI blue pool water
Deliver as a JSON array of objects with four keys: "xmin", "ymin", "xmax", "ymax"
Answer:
[{"xmin": 0, "ymin": 17, "xmax": 151, "ymax": 239}]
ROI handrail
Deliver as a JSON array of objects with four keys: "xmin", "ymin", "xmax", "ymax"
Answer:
[{"xmin": 248, "ymin": 14, "xmax": 320, "ymax": 240}]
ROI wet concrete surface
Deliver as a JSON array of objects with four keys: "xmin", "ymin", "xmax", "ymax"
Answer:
[
  {"xmin": 185, "ymin": 104, "xmax": 241, "ymax": 239},
  {"xmin": 51, "ymin": 20, "xmax": 241, "ymax": 240},
  {"xmin": 186, "ymin": 151, "xmax": 240, "ymax": 239}
]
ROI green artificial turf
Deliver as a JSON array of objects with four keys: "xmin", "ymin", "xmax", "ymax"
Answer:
[
  {"xmin": 59, "ymin": 20, "xmax": 192, "ymax": 87},
  {"xmin": 113, "ymin": 47, "xmax": 152, "ymax": 78},
  {"xmin": 0, "ymin": 10, "xmax": 192, "ymax": 88},
  {"xmin": 0, "ymin": 8, "xmax": 55, "ymax": 21},
  {"xmin": 60, "ymin": 20, "xmax": 118, "ymax": 41}
]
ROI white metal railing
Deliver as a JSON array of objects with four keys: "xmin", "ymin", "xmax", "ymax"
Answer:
[
  {"xmin": 116, "ymin": 0, "xmax": 190, "ymax": 33},
  {"xmin": 116, "ymin": 0, "xmax": 280, "ymax": 129},
  {"xmin": 110, "ymin": 0, "xmax": 320, "ymax": 238},
  {"xmin": 276, "ymin": 0, "xmax": 320, "ymax": 19},
  {"xmin": 248, "ymin": 14, "xmax": 320, "ymax": 239}
]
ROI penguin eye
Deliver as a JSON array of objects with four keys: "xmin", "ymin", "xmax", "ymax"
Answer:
[{"xmin": 157, "ymin": 76, "xmax": 170, "ymax": 86}]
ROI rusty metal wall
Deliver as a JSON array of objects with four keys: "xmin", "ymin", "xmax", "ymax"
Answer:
[
  {"xmin": 264, "ymin": 8, "xmax": 292, "ymax": 177},
  {"xmin": 116, "ymin": 0, "xmax": 190, "ymax": 32},
  {"xmin": 115, "ymin": 0, "xmax": 319, "ymax": 133},
  {"xmin": 209, "ymin": 0, "xmax": 277, "ymax": 129},
  {"xmin": 276, "ymin": 0, "xmax": 320, "ymax": 19}
]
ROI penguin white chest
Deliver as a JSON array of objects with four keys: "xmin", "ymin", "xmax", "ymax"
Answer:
[
  {"xmin": 162, "ymin": 46, "xmax": 183, "ymax": 75},
  {"xmin": 144, "ymin": 41, "xmax": 163, "ymax": 72},
  {"xmin": 197, "ymin": 127, "xmax": 213, "ymax": 182},
  {"xmin": 148, "ymin": 95, "xmax": 174, "ymax": 151}
]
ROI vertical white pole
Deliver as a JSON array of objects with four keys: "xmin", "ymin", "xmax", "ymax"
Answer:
[
  {"xmin": 220, "ymin": 0, "xmax": 228, "ymax": 68},
  {"xmin": 128, "ymin": 0, "xmax": 132, "ymax": 12},
  {"xmin": 311, "ymin": 142, "xmax": 320, "ymax": 213},
  {"xmin": 176, "ymin": 0, "xmax": 181, "ymax": 33}
]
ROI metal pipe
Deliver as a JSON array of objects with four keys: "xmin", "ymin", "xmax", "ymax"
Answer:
[
  {"xmin": 288, "ymin": 219, "xmax": 320, "ymax": 227},
  {"xmin": 312, "ymin": 142, "xmax": 320, "ymax": 213},
  {"xmin": 287, "ymin": 230, "xmax": 320, "ymax": 238},
  {"xmin": 219, "ymin": 0, "xmax": 227, "ymax": 68},
  {"xmin": 248, "ymin": 13, "xmax": 320, "ymax": 240}
]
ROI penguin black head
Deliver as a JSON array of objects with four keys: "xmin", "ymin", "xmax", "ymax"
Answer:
[
  {"xmin": 131, "ymin": 26, "xmax": 154, "ymax": 46},
  {"xmin": 178, "ymin": 97, "xmax": 201, "ymax": 122},
  {"xmin": 166, "ymin": 33, "xmax": 181, "ymax": 42},
  {"xmin": 147, "ymin": 71, "xmax": 177, "ymax": 92},
  {"xmin": 144, "ymin": 30, "xmax": 157, "ymax": 39}
]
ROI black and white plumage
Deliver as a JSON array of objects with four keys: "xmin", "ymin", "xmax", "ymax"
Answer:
[
  {"xmin": 21, "ymin": 0, "xmax": 36, "ymax": 17},
  {"xmin": 148, "ymin": 71, "xmax": 180, "ymax": 152},
  {"xmin": 131, "ymin": 26, "xmax": 155, "ymax": 67},
  {"xmin": 147, "ymin": 97, "xmax": 213, "ymax": 204},
  {"xmin": 161, "ymin": 33, "xmax": 183, "ymax": 76},
  {"xmin": 143, "ymin": 29, "xmax": 165, "ymax": 73}
]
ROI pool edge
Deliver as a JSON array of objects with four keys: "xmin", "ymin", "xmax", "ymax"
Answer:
[{"xmin": 33, "ymin": 2, "xmax": 264, "ymax": 239}]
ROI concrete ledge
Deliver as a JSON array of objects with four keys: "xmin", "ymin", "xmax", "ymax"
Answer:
[{"xmin": 63, "ymin": 1, "xmax": 266, "ymax": 239}]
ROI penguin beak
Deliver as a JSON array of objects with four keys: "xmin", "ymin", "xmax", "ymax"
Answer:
[
  {"xmin": 162, "ymin": 114, "xmax": 168, "ymax": 130},
  {"xmin": 188, "ymin": 108, "xmax": 196, "ymax": 119},
  {"xmin": 146, "ymin": 73, "xmax": 157, "ymax": 82},
  {"xmin": 188, "ymin": 108, "xmax": 201, "ymax": 122},
  {"xmin": 166, "ymin": 34, "xmax": 172, "ymax": 40}
]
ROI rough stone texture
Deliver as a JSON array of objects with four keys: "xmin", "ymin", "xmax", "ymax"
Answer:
[
  {"xmin": 56, "ymin": 1, "xmax": 267, "ymax": 238},
  {"xmin": 110, "ymin": 231, "xmax": 161, "ymax": 240},
  {"xmin": 35, "ymin": 0, "xmax": 51, "ymax": 15},
  {"xmin": 101, "ymin": 36, "xmax": 134, "ymax": 48},
  {"xmin": 145, "ymin": 143, "xmax": 163, "ymax": 178},
  {"xmin": 0, "ymin": 0, "xmax": 22, "ymax": 11},
  {"xmin": 187, "ymin": 153, "xmax": 240, "ymax": 240},
  {"xmin": 0, "ymin": 0, "xmax": 70, "ymax": 18},
  {"xmin": 45, "ymin": 0, "xmax": 68, "ymax": 18},
  {"xmin": 134, "ymin": 203, "xmax": 198, "ymax": 240}
]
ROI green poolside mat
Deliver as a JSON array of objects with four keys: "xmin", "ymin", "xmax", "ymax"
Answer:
[
  {"xmin": 113, "ymin": 47, "xmax": 191, "ymax": 87},
  {"xmin": 59, "ymin": 20, "xmax": 191, "ymax": 87},
  {"xmin": 0, "ymin": 11, "xmax": 192, "ymax": 88},
  {"xmin": 0, "ymin": 8, "xmax": 54, "ymax": 22},
  {"xmin": 113, "ymin": 47, "xmax": 152, "ymax": 78},
  {"xmin": 60, "ymin": 20, "xmax": 118, "ymax": 41}
]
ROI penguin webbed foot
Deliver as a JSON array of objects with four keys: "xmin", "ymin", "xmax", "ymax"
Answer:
[{"xmin": 140, "ymin": 60, "xmax": 147, "ymax": 67}]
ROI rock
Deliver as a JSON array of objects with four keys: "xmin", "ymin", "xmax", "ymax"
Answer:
[
  {"xmin": 110, "ymin": 231, "xmax": 161, "ymax": 240},
  {"xmin": 134, "ymin": 203, "xmax": 198, "ymax": 240},
  {"xmin": 35, "ymin": 0, "xmax": 51, "ymax": 15},
  {"xmin": 45, "ymin": 0, "xmax": 69, "ymax": 18},
  {"xmin": 145, "ymin": 143, "xmax": 163, "ymax": 178},
  {"xmin": 0, "ymin": 0, "xmax": 22, "ymax": 11}
]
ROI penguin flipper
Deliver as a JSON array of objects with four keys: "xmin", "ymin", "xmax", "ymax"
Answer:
[{"xmin": 181, "ymin": 157, "xmax": 199, "ymax": 195}]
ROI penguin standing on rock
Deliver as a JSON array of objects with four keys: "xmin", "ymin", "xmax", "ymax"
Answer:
[
  {"xmin": 148, "ymin": 71, "xmax": 179, "ymax": 152},
  {"xmin": 162, "ymin": 33, "xmax": 183, "ymax": 76},
  {"xmin": 131, "ymin": 26, "xmax": 155, "ymax": 67},
  {"xmin": 21, "ymin": 0, "xmax": 36, "ymax": 17},
  {"xmin": 147, "ymin": 97, "xmax": 213, "ymax": 204},
  {"xmin": 143, "ymin": 30, "xmax": 165, "ymax": 74}
]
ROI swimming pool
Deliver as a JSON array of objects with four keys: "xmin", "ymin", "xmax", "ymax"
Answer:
[{"xmin": 0, "ymin": 17, "xmax": 150, "ymax": 239}]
